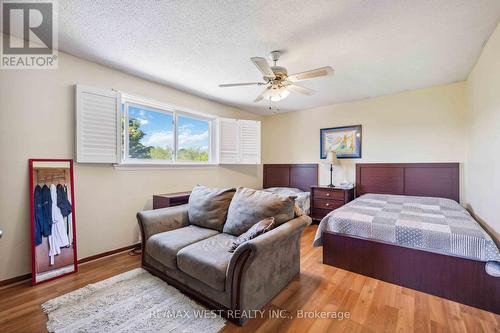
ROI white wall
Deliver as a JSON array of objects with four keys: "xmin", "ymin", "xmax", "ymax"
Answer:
[
  {"xmin": 466, "ymin": 22, "xmax": 500, "ymax": 238},
  {"xmin": 262, "ymin": 82, "xmax": 468, "ymax": 201},
  {"xmin": 0, "ymin": 51, "xmax": 262, "ymax": 281}
]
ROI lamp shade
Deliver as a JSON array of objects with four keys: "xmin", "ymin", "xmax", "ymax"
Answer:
[{"xmin": 326, "ymin": 150, "xmax": 340, "ymax": 165}]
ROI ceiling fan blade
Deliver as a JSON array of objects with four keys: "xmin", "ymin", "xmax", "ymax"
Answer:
[
  {"xmin": 219, "ymin": 82, "xmax": 264, "ymax": 87},
  {"xmin": 251, "ymin": 57, "xmax": 276, "ymax": 79},
  {"xmin": 286, "ymin": 83, "xmax": 316, "ymax": 96},
  {"xmin": 288, "ymin": 66, "xmax": 334, "ymax": 82},
  {"xmin": 254, "ymin": 87, "xmax": 270, "ymax": 102}
]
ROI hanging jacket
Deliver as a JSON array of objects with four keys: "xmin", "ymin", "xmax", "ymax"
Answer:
[
  {"xmin": 34, "ymin": 185, "xmax": 43, "ymax": 246},
  {"xmin": 56, "ymin": 184, "xmax": 72, "ymax": 217},
  {"xmin": 40, "ymin": 185, "xmax": 52, "ymax": 237},
  {"xmin": 65, "ymin": 185, "xmax": 73, "ymax": 245},
  {"xmin": 48, "ymin": 184, "xmax": 70, "ymax": 265}
]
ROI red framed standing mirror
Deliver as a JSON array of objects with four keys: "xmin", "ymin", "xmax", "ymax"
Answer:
[{"xmin": 29, "ymin": 159, "xmax": 78, "ymax": 285}]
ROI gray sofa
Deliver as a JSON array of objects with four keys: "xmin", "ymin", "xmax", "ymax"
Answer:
[{"xmin": 137, "ymin": 199, "xmax": 311, "ymax": 325}]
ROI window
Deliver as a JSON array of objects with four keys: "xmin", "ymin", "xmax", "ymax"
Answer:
[
  {"xmin": 121, "ymin": 97, "xmax": 215, "ymax": 164},
  {"xmin": 124, "ymin": 104, "xmax": 174, "ymax": 162},
  {"xmin": 75, "ymin": 85, "xmax": 261, "ymax": 166},
  {"xmin": 176, "ymin": 114, "xmax": 210, "ymax": 162}
]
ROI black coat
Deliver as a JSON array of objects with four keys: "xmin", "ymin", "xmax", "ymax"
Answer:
[{"xmin": 56, "ymin": 184, "xmax": 72, "ymax": 217}]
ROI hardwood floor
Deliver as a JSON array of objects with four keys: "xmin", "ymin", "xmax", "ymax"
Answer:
[{"xmin": 1, "ymin": 225, "xmax": 498, "ymax": 332}]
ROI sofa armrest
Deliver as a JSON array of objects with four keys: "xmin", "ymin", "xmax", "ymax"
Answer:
[
  {"xmin": 137, "ymin": 204, "xmax": 190, "ymax": 243},
  {"xmin": 226, "ymin": 215, "xmax": 311, "ymax": 316}
]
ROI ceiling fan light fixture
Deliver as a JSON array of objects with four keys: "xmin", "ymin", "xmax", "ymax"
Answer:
[
  {"xmin": 270, "ymin": 89, "xmax": 290, "ymax": 101},
  {"xmin": 266, "ymin": 86, "xmax": 290, "ymax": 101},
  {"xmin": 219, "ymin": 52, "xmax": 332, "ymax": 105}
]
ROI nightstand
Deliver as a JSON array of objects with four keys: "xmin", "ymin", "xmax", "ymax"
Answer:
[
  {"xmin": 153, "ymin": 191, "xmax": 191, "ymax": 209},
  {"xmin": 310, "ymin": 186, "xmax": 355, "ymax": 221}
]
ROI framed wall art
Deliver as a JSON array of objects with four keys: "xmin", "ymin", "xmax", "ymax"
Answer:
[{"xmin": 320, "ymin": 125, "xmax": 362, "ymax": 159}]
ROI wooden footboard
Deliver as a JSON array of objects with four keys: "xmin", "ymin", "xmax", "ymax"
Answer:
[{"xmin": 323, "ymin": 231, "xmax": 500, "ymax": 314}]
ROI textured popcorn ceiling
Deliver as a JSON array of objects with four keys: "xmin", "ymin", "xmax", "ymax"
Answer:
[{"xmin": 58, "ymin": 0, "xmax": 500, "ymax": 115}]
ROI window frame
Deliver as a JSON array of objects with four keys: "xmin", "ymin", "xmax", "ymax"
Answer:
[
  {"xmin": 175, "ymin": 111, "xmax": 214, "ymax": 164},
  {"xmin": 119, "ymin": 94, "xmax": 217, "ymax": 166}
]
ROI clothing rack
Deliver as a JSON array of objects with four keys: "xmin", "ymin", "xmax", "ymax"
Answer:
[{"xmin": 36, "ymin": 169, "xmax": 67, "ymax": 185}]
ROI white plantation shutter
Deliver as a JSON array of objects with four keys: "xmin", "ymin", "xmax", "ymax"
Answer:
[
  {"xmin": 219, "ymin": 118, "xmax": 239, "ymax": 164},
  {"xmin": 76, "ymin": 85, "xmax": 120, "ymax": 163},
  {"xmin": 219, "ymin": 118, "xmax": 261, "ymax": 164},
  {"xmin": 239, "ymin": 120, "xmax": 261, "ymax": 164}
]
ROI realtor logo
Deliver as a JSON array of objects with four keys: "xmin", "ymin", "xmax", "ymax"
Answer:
[{"xmin": 1, "ymin": 0, "xmax": 58, "ymax": 69}]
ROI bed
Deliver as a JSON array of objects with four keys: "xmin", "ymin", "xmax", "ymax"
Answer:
[
  {"xmin": 315, "ymin": 163, "xmax": 500, "ymax": 314},
  {"xmin": 263, "ymin": 164, "xmax": 318, "ymax": 215}
]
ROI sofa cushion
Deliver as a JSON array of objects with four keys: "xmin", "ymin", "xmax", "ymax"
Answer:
[
  {"xmin": 177, "ymin": 233, "xmax": 236, "ymax": 291},
  {"xmin": 188, "ymin": 185, "xmax": 236, "ymax": 232},
  {"xmin": 223, "ymin": 187, "xmax": 296, "ymax": 236},
  {"xmin": 145, "ymin": 225, "xmax": 219, "ymax": 269}
]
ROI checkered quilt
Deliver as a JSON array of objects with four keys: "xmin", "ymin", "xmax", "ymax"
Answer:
[{"xmin": 313, "ymin": 194, "xmax": 500, "ymax": 268}]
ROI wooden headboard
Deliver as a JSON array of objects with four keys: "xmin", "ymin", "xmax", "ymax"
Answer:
[
  {"xmin": 356, "ymin": 163, "xmax": 459, "ymax": 202},
  {"xmin": 263, "ymin": 164, "xmax": 318, "ymax": 192}
]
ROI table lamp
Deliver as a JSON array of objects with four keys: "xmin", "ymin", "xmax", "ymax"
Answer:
[{"xmin": 325, "ymin": 150, "xmax": 340, "ymax": 187}]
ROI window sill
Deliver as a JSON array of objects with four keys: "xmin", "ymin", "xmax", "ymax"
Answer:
[{"xmin": 113, "ymin": 162, "xmax": 219, "ymax": 170}]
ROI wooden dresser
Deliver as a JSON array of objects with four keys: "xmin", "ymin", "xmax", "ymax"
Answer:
[
  {"xmin": 310, "ymin": 186, "xmax": 355, "ymax": 220},
  {"xmin": 153, "ymin": 191, "xmax": 191, "ymax": 209}
]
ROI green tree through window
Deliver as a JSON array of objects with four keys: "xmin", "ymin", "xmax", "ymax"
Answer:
[
  {"xmin": 128, "ymin": 118, "xmax": 153, "ymax": 159},
  {"xmin": 125, "ymin": 105, "xmax": 210, "ymax": 162}
]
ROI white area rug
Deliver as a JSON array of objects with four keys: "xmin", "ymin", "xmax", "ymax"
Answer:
[{"xmin": 42, "ymin": 268, "xmax": 226, "ymax": 333}]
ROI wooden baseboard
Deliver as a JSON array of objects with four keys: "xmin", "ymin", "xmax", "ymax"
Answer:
[
  {"xmin": 78, "ymin": 243, "xmax": 141, "ymax": 264},
  {"xmin": 0, "ymin": 273, "xmax": 32, "ymax": 287},
  {"xmin": 0, "ymin": 243, "xmax": 141, "ymax": 287}
]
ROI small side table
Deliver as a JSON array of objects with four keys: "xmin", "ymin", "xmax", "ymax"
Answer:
[
  {"xmin": 153, "ymin": 191, "xmax": 191, "ymax": 209},
  {"xmin": 310, "ymin": 186, "xmax": 355, "ymax": 221}
]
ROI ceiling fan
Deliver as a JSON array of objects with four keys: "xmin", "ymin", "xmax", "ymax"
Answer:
[{"xmin": 219, "ymin": 50, "xmax": 334, "ymax": 102}]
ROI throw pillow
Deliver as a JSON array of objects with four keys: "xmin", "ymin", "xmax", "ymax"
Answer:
[
  {"xmin": 229, "ymin": 217, "xmax": 275, "ymax": 252},
  {"xmin": 223, "ymin": 187, "xmax": 295, "ymax": 236},
  {"xmin": 188, "ymin": 185, "xmax": 236, "ymax": 232}
]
